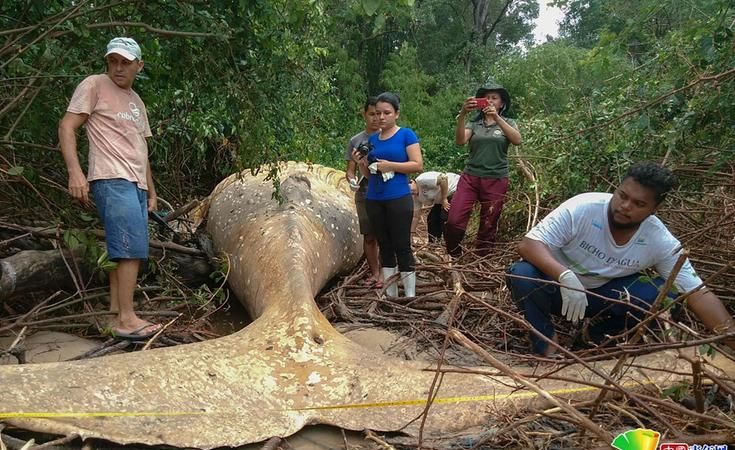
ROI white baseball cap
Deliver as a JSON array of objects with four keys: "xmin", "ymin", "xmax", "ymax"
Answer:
[{"xmin": 105, "ymin": 37, "xmax": 142, "ymax": 61}]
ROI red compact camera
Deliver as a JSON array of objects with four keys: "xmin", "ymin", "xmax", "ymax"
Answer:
[{"xmin": 474, "ymin": 97, "xmax": 489, "ymax": 109}]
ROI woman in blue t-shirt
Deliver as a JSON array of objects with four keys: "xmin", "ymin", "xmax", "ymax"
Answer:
[{"xmin": 352, "ymin": 92, "xmax": 423, "ymax": 297}]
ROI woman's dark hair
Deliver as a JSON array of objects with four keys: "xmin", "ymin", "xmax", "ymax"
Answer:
[
  {"xmin": 624, "ymin": 161, "xmax": 679, "ymax": 204},
  {"xmin": 376, "ymin": 92, "xmax": 400, "ymax": 112},
  {"xmin": 363, "ymin": 96, "xmax": 378, "ymax": 112}
]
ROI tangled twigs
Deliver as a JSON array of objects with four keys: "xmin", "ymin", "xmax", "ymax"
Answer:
[
  {"xmin": 316, "ymin": 190, "xmax": 735, "ymax": 447},
  {"xmin": 416, "ymin": 255, "xmax": 464, "ymax": 448},
  {"xmin": 450, "ymin": 328, "xmax": 614, "ymax": 444},
  {"xmin": 585, "ymin": 251, "xmax": 689, "ymax": 423},
  {"xmin": 0, "ymin": 222, "xmax": 205, "ymax": 256}
]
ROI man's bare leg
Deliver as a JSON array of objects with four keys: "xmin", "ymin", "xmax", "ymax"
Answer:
[
  {"xmin": 109, "ymin": 268, "xmax": 120, "ymax": 314},
  {"xmin": 110, "ymin": 259, "xmax": 159, "ymax": 334},
  {"xmin": 364, "ymin": 234, "xmax": 381, "ymax": 282}
]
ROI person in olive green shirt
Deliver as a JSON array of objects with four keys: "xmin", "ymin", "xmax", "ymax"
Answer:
[{"xmin": 446, "ymin": 82, "xmax": 522, "ymax": 257}]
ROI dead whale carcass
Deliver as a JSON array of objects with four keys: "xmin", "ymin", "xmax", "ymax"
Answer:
[{"xmin": 1, "ymin": 162, "xmax": 733, "ymax": 449}]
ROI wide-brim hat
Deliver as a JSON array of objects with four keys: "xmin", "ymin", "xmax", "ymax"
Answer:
[{"xmin": 475, "ymin": 82, "xmax": 511, "ymax": 115}]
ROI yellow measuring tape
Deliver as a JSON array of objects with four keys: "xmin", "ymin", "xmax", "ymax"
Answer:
[
  {"xmin": 293, "ymin": 383, "xmax": 605, "ymax": 411},
  {"xmin": 1, "ymin": 381, "xmax": 646, "ymax": 418}
]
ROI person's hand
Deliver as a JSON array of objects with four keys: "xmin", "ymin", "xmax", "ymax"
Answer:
[
  {"xmin": 147, "ymin": 194, "xmax": 157, "ymax": 212},
  {"xmin": 68, "ymin": 171, "xmax": 90, "ymax": 206},
  {"xmin": 483, "ymin": 103, "xmax": 499, "ymax": 120},
  {"xmin": 558, "ymin": 269, "xmax": 587, "ymax": 322},
  {"xmin": 459, "ymin": 97, "xmax": 476, "ymax": 115},
  {"xmin": 351, "ymin": 148, "xmax": 366, "ymax": 164},
  {"xmin": 375, "ymin": 159, "xmax": 391, "ymax": 172},
  {"xmin": 442, "ymin": 200, "xmax": 450, "ymax": 211}
]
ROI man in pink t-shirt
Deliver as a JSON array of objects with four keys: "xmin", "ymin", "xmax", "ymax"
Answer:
[{"xmin": 59, "ymin": 37, "xmax": 161, "ymax": 340}]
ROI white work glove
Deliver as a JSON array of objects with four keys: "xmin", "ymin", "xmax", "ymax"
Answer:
[
  {"xmin": 348, "ymin": 177, "xmax": 360, "ymax": 192},
  {"xmin": 558, "ymin": 269, "xmax": 587, "ymax": 323},
  {"xmin": 381, "ymin": 171, "xmax": 394, "ymax": 182}
]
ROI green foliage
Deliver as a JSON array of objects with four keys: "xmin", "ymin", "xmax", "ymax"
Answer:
[
  {"xmin": 7, "ymin": 166, "xmax": 24, "ymax": 176},
  {"xmin": 502, "ymin": 0, "xmax": 735, "ymax": 203},
  {"xmin": 662, "ymin": 381, "xmax": 690, "ymax": 401},
  {"xmin": 62, "ymin": 229, "xmax": 117, "ymax": 273},
  {"xmin": 377, "ymin": 44, "xmax": 469, "ymax": 172},
  {"xmin": 1, "ymin": 0, "xmax": 733, "ymax": 243}
]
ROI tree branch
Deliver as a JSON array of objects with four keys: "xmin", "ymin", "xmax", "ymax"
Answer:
[
  {"xmin": 0, "ymin": 0, "xmax": 90, "ymax": 68},
  {"xmin": 482, "ymin": 0, "xmax": 513, "ymax": 45},
  {"xmin": 0, "ymin": 0, "xmax": 134, "ymax": 37},
  {"xmin": 71, "ymin": 21, "xmax": 222, "ymax": 38},
  {"xmin": 0, "ymin": 141, "xmax": 58, "ymax": 151}
]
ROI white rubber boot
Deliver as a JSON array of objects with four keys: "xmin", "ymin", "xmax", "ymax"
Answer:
[
  {"xmin": 401, "ymin": 271, "xmax": 416, "ymax": 298},
  {"xmin": 382, "ymin": 267, "xmax": 398, "ymax": 297}
]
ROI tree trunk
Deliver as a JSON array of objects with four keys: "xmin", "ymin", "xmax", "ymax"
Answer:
[
  {"xmin": 0, "ymin": 250, "xmax": 83, "ymax": 300},
  {"xmin": 0, "ymin": 248, "xmax": 213, "ymax": 302}
]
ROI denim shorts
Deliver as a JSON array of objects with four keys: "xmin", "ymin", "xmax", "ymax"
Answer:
[{"xmin": 91, "ymin": 179, "xmax": 149, "ymax": 260}]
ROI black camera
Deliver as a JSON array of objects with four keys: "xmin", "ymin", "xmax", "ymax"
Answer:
[{"xmin": 356, "ymin": 141, "xmax": 373, "ymax": 158}]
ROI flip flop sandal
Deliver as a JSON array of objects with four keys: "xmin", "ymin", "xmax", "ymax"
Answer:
[{"xmin": 112, "ymin": 323, "xmax": 163, "ymax": 341}]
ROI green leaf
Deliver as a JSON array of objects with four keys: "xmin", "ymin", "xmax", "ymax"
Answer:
[
  {"xmin": 373, "ymin": 13, "xmax": 386, "ymax": 34},
  {"xmin": 7, "ymin": 166, "xmax": 24, "ymax": 176},
  {"xmin": 637, "ymin": 114, "xmax": 650, "ymax": 130},
  {"xmin": 699, "ymin": 344, "xmax": 716, "ymax": 358},
  {"xmin": 662, "ymin": 381, "xmax": 689, "ymax": 401},
  {"xmin": 100, "ymin": 261, "xmax": 118, "ymax": 271},
  {"xmin": 362, "ymin": 0, "xmax": 381, "ymax": 16},
  {"xmin": 699, "ymin": 36, "xmax": 715, "ymax": 63},
  {"xmin": 63, "ymin": 229, "xmax": 83, "ymax": 251},
  {"xmin": 96, "ymin": 250, "xmax": 118, "ymax": 272}
]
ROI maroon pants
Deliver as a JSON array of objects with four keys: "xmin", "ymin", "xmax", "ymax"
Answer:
[{"xmin": 445, "ymin": 173, "xmax": 509, "ymax": 256}]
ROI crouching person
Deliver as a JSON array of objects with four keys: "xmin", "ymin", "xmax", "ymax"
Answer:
[{"xmin": 505, "ymin": 161, "xmax": 735, "ymax": 356}]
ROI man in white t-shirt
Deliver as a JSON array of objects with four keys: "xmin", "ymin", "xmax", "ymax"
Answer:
[
  {"xmin": 59, "ymin": 37, "xmax": 162, "ymax": 340},
  {"xmin": 506, "ymin": 161, "xmax": 734, "ymax": 356},
  {"xmin": 413, "ymin": 171, "xmax": 460, "ymax": 243}
]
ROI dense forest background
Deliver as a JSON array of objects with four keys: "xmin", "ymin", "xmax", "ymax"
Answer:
[{"xmin": 1, "ymin": 0, "xmax": 733, "ymax": 234}]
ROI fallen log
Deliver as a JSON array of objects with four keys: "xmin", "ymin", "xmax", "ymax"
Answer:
[
  {"xmin": 0, "ymin": 250, "xmax": 89, "ymax": 300},
  {"xmin": 0, "ymin": 248, "xmax": 212, "ymax": 302}
]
